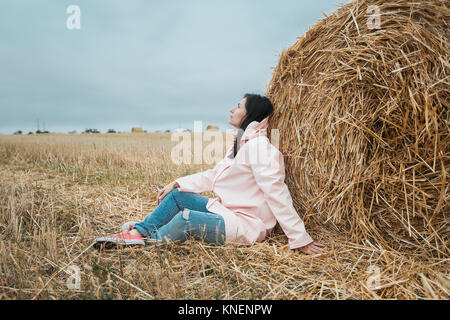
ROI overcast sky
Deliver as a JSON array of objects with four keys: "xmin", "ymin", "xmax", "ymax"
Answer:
[{"xmin": 0, "ymin": 0, "xmax": 351, "ymax": 134}]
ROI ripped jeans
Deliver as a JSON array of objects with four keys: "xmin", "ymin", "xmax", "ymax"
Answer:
[{"xmin": 132, "ymin": 188, "xmax": 226, "ymax": 245}]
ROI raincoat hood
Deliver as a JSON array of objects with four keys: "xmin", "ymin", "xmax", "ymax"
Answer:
[{"xmin": 239, "ymin": 116, "xmax": 270, "ymax": 148}]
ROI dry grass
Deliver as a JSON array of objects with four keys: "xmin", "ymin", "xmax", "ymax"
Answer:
[{"xmin": 0, "ymin": 133, "xmax": 448, "ymax": 300}]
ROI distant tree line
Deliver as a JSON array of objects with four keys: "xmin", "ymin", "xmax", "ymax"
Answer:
[
  {"xmin": 14, "ymin": 130, "xmax": 49, "ymax": 135},
  {"xmin": 11, "ymin": 128, "xmax": 168, "ymax": 135},
  {"xmin": 83, "ymin": 128, "xmax": 100, "ymax": 134}
]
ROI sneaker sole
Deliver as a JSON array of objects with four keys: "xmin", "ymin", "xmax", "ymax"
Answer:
[
  {"xmin": 93, "ymin": 238, "xmax": 165, "ymax": 250},
  {"xmin": 94, "ymin": 236, "xmax": 145, "ymax": 249}
]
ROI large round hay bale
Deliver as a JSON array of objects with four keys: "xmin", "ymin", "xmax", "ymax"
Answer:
[{"xmin": 266, "ymin": 0, "xmax": 449, "ymax": 256}]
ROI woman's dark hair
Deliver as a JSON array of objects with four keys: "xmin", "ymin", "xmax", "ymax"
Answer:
[{"xmin": 230, "ymin": 93, "xmax": 274, "ymax": 158}]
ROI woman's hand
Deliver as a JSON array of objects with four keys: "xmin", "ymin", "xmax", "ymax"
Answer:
[
  {"xmin": 157, "ymin": 181, "xmax": 180, "ymax": 204},
  {"xmin": 293, "ymin": 241, "xmax": 327, "ymax": 255}
]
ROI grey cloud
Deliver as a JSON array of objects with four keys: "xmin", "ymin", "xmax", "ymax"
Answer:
[{"xmin": 0, "ymin": 0, "xmax": 351, "ymax": 134}]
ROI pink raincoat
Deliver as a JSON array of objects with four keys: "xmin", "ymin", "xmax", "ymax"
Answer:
[{"xmin": 175, "ymin": 117, "xmax": 314, "ymax": 250}]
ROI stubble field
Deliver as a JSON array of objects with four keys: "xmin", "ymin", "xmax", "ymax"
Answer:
[{"xmin": 0, "ymin": 133, "xmax": 448, "ymax": 299}]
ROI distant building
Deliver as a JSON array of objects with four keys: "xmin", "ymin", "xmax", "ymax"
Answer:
[
  {"xmin": 206, "ymin": 125, "xmax": 220, "ymax": 131},
  {"xmin": 131, "ymin": 127, "xmax": 143, "ymax": 133},
  {"xmin": 173, "ymin": 128, "xmax": 188, "ymax": 133}
]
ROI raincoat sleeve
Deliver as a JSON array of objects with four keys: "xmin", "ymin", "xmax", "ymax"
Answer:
[
  {"xmin": 248, "ymin": 138, "xmax": 314, "ymax": 250},
  {"xmin": 175, "ymin": 158, "xmax": 225, "ymax": 194}
]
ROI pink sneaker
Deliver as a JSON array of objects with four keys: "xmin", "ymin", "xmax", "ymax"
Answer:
[{"xmin": 94, "ymin": 230, "xmax": 145, "ymax": 249}]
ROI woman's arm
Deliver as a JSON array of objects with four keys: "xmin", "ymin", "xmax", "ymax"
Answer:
[
  {"xmin": 173, "ymin": 145, "xmax": 232, "ymax": 194},
  {"xmin": 174, "ymin": 166, "xmax": 219, "ymax": 194},
  {"xmin": 157, "ymin": 163, "xmax": 220, "ymax": 204},
  {"xmin": 247, "ymin": 138, "xmax": 326, "ymax": 254}
]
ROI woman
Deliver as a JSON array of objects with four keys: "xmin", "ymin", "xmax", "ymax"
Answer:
[{"xmin": 94, "ymin": 94, "xmax": 326, "ymax": 255}]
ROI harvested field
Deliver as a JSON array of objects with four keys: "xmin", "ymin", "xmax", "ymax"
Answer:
[{"xmin": 0, "ymin": 133, "xmax": 448, "ymax": 299}]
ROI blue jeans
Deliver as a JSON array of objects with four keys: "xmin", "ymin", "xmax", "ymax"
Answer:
[{"xmin": 133, "ymin": 188, "xmax": 226, "ymax": 245}]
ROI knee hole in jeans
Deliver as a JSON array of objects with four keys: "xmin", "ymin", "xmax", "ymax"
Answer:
[{"xmin": 182, "ymin": 208, "xmax": 190, "ymax": 220}]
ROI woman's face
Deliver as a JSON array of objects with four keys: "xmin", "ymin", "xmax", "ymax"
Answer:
[{"xmin": 228, "ymin": 97, "xmax": 247, "ymax": 129}]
